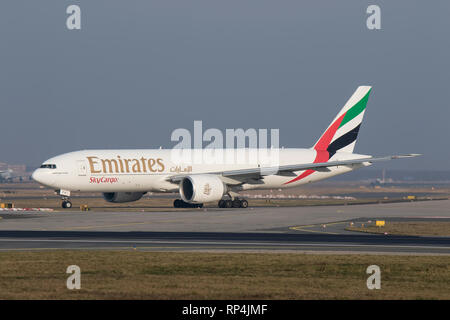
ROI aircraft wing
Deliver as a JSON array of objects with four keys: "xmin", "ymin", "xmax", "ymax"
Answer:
[{"xmin": 168, "ymin": 154, "xmax": 421, "ymax": 184}]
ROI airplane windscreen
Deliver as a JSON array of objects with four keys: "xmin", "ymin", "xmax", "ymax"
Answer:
[{"xmin": 40, "ymin": 164, "xmax": 56, "ymax": 169}]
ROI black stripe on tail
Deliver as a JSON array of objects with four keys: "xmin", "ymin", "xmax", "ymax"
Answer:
[{"xmin": 327, "ymin": 124, "xmax": 361, "ymax": 158}]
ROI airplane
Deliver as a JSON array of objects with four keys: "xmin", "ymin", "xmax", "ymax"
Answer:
[
  {"xmin": 32, "ymin": 86, "xmax": 420, "ymax": 209},
  {"xmin": 0, "ymin": 169, "xmax": 25, "ymax": 183}
]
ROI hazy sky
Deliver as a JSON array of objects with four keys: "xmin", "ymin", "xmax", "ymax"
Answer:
[{"xmin": 1, "ymin": 1, "xmax": 448, "ymax": 169}]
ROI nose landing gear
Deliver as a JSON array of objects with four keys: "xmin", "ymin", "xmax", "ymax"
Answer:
[
  {"xmin": 61, "ymin": 198, "xmax": 72, "ymax": 209},
  {"xmin": 58, "ymin": 189, "xmax": 72, "ymax": 209}
]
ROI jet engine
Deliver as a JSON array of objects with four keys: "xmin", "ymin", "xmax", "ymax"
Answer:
[
  {"xmin": 180, "ymin": 175, "xmax": 226, "ymax": 203},
  {"xmin": 103, "ymin": 192, "xmax": 145, "ymax": 203}
]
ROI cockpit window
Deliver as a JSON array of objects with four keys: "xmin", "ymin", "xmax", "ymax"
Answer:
[{"xmin": 40, "ymin": 164, "xmax": 57, "ymax": 169}]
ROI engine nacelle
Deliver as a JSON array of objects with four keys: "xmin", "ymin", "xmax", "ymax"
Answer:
[
  {"xmin": 180, "ymin": 175, "xmax": 226, "ymax": 203},
  {"xmin": 103, "ymin": 192, "xmax": 145, "ymax": 203}
]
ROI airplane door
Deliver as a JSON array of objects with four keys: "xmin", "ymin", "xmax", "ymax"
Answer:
[{"xmin": 77, "ymin": 160, "xmax": 87, "ymax": 176}]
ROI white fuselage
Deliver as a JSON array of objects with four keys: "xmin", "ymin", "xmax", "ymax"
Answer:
[{"xmin": 32, "ymin": 148, "xmax": 370, "ymax": 193}]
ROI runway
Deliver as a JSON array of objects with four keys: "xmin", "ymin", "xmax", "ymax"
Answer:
[
  {"xmin": 0, "ymin": 230, "xmax": 449, "ymax": 254},
  {"xmin": 0, "ymin": 200, "xmax": 449, "ymax": 254}
]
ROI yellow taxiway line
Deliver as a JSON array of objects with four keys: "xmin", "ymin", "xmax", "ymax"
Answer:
[{"xmin": 289, "ymin": 221, "xmax": 350, "ymax": 235}]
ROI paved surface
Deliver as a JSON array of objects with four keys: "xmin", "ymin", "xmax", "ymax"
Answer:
[
  {"xmin": 0, "ymin": 200, "xmax": 449, "ymax": 232},
  {"xmin": 0, "ymin": 200, "xmax": 449, "ymax": 254},
  {"xmin": 0, "ymin": 230, "xmax": 448, "ymax": 254}
]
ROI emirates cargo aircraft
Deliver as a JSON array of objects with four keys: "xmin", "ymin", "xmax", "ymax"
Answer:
[{"xmin": 32, "ymin": 86, "xmax": 419, "ymax": 209}]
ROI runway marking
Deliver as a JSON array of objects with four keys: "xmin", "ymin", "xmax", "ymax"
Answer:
[{"xmin": 0, "ymin": 246, "xmax": 186, "ymax": 252}]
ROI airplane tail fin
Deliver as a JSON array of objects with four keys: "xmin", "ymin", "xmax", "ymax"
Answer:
[{"xmin": 313, "ymin": 86, "xmax": 372, "ymax": 158}]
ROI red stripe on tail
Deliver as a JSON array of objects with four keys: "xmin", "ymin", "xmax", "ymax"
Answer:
[{"xmin": 284, "ymin": 113, "xmax": 346, "ymax": 184}]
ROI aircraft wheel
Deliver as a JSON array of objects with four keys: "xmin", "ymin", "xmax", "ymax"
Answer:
[
  {"xmin": 62, "ymin": 200, "xmax": 72, "ymax": 209},
  {"xmin": 240, "ymin": 199, "xmax": 248, "ymax": 208},
  {"xmin": 173, "ymin": 199, "xmax": 182, "ymax": 208},
  {"xmin": 232, "ymin": 199, "xmax": 241, "ymax": 208},
  {"xmin": 218, "ymin": 200, "xmax": 226, "ymax": 208},
  {"xmin": 182, "ymin": 200, "xmax": 191, "ymax": 208},
  {"xmin": 225, "ymin": 200, "xmax": 233, "ymax": 208}
]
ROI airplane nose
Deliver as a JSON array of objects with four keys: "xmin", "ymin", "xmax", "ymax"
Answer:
[
  {"xmin": 32, "ymin": 169, "xmax": 43, "ymax": 184},
  {"xmin": 31, "ymin": 170, "xmax": 38, "ymax": 182}
]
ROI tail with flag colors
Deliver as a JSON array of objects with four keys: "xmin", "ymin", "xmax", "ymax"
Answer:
[{"xmin": 313, "ymin": 86, "xmax": 372, "ymax": 158}]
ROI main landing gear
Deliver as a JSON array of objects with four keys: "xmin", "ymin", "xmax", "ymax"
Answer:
[
  {"xmin": 173, "ymin": 199, "xmax": 204, "ymax": 208},
  {"xmin": 172, "ymin": 198, "xmax": 248, "ymax": 209},
  {"xmin": 218, "ymin": 198, "xmax": 248, "ymax": 209}
]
